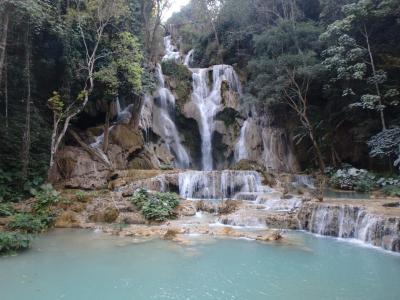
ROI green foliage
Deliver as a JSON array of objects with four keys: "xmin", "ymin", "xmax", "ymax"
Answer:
[
  {"xmin": 31, "ymin": 184, "xmax": 60, "ymax": 213},
  {"xmin": 6, "ymin": 184, "xmax": 59, "ymax": 233},
  {"xmin": 161, "ymin": 60, "xmax": 192, "ymax": 82},
  {"xmin": 368, "ymin": 128, "xmax": 400, "ymax": 170},
  {"xmin": 0, "ymin": 232, "xmax": 31, "ymax": 255},
  {"xmin": 47, "ymin": 91, "xmax": 64, "ymax": 114},
  {"xmin": 95, "ymin": 32, "xmax": 143, "ymax": 99},
  {"xmin": 160, "ymin": 164, "xmax": 174, "ymax": 171},
  {"xmin": 7, "ymin": 213, "xmax": 51, "ymax": 234},
  {"xmin": 130, "ymin": 188, "xmax": 179, "ymax": 221},
  {"xmin": 0, "ymin": 203, "xmax": 14, "ymax": 217},
  {"xmin": 381, "ymin": 186, "xmax": 400, "ymax": 197},
  {"xmin": 329, "ymin": 167, "xmax": 375, "ymax": 192},
  {"xmin": 0, "ymin": 169, "xmax": 23, "ymax": 202},
  {"xmin": 161, "ymin": 60, "xmax": 192, "ymax": 104}
]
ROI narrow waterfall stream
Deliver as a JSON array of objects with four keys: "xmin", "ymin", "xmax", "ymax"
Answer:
[
  {"xmin": 234, "ymin": 119, "xmax": 250, "ymax": 161},
  {"xmin": 184, "ymin": 49, "xmax": 194, "ymax": 66},
  {"xmin": 153, "ymin": 64, "xmax": 190, "ymax": 168},
  {"xmin": 162, "ymin": 36, "xmax": 181, "ymax": 61}
]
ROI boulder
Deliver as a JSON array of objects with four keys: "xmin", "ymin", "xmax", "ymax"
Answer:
[
  {"xmin": 117, "ymin": 212, "xmax": 146, "ymax": 225},
  {"xmin": 89, "ymin": 207, "xmax": 119, "ymax": 223},
  {"xmin": 55, "ymin": 211, "xmax": 80, "ymax": 228},
  {"xmin": 110, "ymin": 124, "xmax": 144, "ymax": 154},
  {"xmin": 176, "ymin": 201, "xmax": 197, "ymax": 216},
  {"xmin": 52, "ymin": 147, "xmax": 110, "ymax": 189}
]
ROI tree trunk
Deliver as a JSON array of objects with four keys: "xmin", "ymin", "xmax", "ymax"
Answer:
[
  {"xmin": 364, "ymin": 24, "xmax": 386, "ymax": 130},
  {"xmin": 130, "ymin": 94, "xmax": 144, "ymax": 130},
  {"xmin": 0, "ymin": 8, "xmax": 9, "ymax": 87},
  {"xmin": 69, "ymin": 129, "xmax": 112, "ymax": 168},
  {"xmin": 103, "ymin": 102, "xmax": 111, "ymax": 154},
  {"xmin": 308, "ymin": 125, "xmax": 325, "ymax": 172},
  {"xmin": 21, "ymin": 31, "xmax": 32, "ymax": 180},
  {"xmin": 301, "ymin": 115, "xmax": 325, "ymax": 172},
  {"xmin": 4, "ymin": 52, "xmax": 8, "ymax": 130}
]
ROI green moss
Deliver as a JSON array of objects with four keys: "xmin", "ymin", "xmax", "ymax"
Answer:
[
  {"xmin": 215, "ymin": 108, "xmax": 241, "ymax": 128},
  {"xmin": 161, "ymin": 60, "xmax": 192, "ymax": 108},
  {"xmin": 161, "ymin": 60, "xmax": 192, "ymax": 81}
]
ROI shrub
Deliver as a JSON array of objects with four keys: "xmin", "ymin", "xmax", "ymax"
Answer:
[
  {"xmin": 74, "ymin": 190, "xmax": 92, "ymax": 203},
  {"xmin": 329, "ymin": 167, "xmax": 375, "ymax": 192},
  {"xmin": 131, "ymin": 189, "xmax": 179, "ymax": 222},
  {"xmin": 381, "ymin": 186, "xmax": 400, "ymax": 197},
  {"xmin": 161, "ymin": 60, "xmax": 192, "ymax": 81},
  {"xmin": 0, "ymin": 232, "xmax": 31, "ymax": 255},
  {"xmin": 0, "ymin": 203, "xmax": 14, "ymax": 217},
  {"xmin": 7, "ymin": 213, "xmax": 54, "ymax": 234},
  {"xmin": 31, "ymin": 184, "xmax": 60, "ymax": 213}
]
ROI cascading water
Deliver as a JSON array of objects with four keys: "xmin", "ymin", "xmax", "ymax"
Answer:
[
  {"xmin": 139, "ymin": 95, "xmax": 153, "ymax": 141},
  {"xmin": 184, "ymin": 49, "xmax": 194, "ymax": 66},
  {"xmin": 233, "ymin": 105, "xmax": 299, "ymax": 173},
  {"xmin": 153, "ymin": 64, "xmax": 190, "ymax": 168},
  {"xmin": 191, "ymin": 65, "xmax": 241, "ymax": 170},
  {"xmin": 162, "ymin": 36, "xmax": 181, "ymax": 61},
  {"xmin": 298, "ymin": 203, "xmax": 400, "ymax": 251},
  {"xmin": 178, "ymin": 170, "xmax": 268, "ymax": 200},
  {"xmin": 234, "ymin": 119, "xmax": 249, "ymax": 161}
]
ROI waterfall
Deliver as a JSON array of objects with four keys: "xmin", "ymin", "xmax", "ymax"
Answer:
[
  {"xmin": 178, "ymin": 170, "xmax": 267, "ymax": 200},
  {"xmin": 184, "ymin": 49, "xmax": 194, "ymax": 66},
  {"xmin": 191, "ymin": 65, "xmax": 241, "ymax": 170},
  {"xmin": 292, "ymin": 174, "xmax": 315, "ymax": 189},
  {"xmin": 262, "ymin": 128, "xmax": 298, "ymax": 172},
  {"xmin": 153, "ymin": 64, "xmax": 190, "ymax": 168},
  {"xmin": 298, "ymin": 203, "xmax": 400, "ymax": 251},
  {"xmin": 162, "ymin": 36, "xmax": 181, "ymax": 61},
  {"xmin": 139, "ymin": 95, "xmax": 153, "ymax": 141},
  {"xmin": 234, "ymin": 119, "xmax": 249, "ymax": 161}
]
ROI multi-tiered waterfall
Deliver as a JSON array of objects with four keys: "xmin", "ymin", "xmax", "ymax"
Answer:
[{"xmin": 131, "ymin": 35, "xmax": 400, "ymax": 253}]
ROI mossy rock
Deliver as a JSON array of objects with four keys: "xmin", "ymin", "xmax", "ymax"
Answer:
[
  {"xmin": 161, "ymin": 60, "xmax": 193, "ymax": 109},
  {"xmin": 161, "ymin": 60, "xmax": 192, "ymax": 81},
  {"xmin": 89, "ymin": 207, "xmax": 119, "ymax": 223},
  {"xmin": 215, "ymin": 108, "xmax": 241, "ymax": 128}
]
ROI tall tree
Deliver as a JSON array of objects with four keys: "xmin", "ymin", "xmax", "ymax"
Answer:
[{"xmin": 48, "ymin": 0, "xmax": 127, "ymax": 168}]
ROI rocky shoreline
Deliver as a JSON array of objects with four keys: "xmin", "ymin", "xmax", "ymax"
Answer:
[{"xmin": 48, "ymin": 170, "xmax": 400, "ymax": 252}]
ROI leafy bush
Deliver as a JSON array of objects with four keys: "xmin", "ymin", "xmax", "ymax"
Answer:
[
  {"xmin": 74, "ymin": 190, "xmax": 92, "ymax": 203},
  {"xmin": 130, "ymin": 188, "xmax": 179, "ymax": 221},
  {"xmin": 0, "ymin": 203, "xmax": 14, "ymax": 217},
  {"xmin": 0, "ymin": 169, "xmax": 23, "ymax": 202},
  {"xmin": 368, "ymin": 128, "xmax": 400, "ymax": 170},
  {"xmin": 0, "ymin": 169, "xmax": 45, "ymax": 203},
  {"xmin": 31, "ymin": 184, "xmax": 60, "ymax": 213},
  {"xmin": 7, "ymin": 213, "xmax": 54, "ymax": 234},
  {"xmin": 0, "ymin": 232, "xmax": 31, "ymax": 255},
  {"xmin": 329, "ymin": 167, "xmax": 375, "ymax": 192},
  {"xmin": 381, "ymin": 186, "xmax": 400, "ymax": 197},
  {"xmin": 161, "ymin": 60, "xmax": 192, "ymax": 81}
]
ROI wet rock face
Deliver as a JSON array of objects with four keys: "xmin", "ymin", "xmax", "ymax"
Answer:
[
  {"xmin": 89, "ymin": 207, "xmax": 119, "ymax": 223},
  {"xmin": 110, "ymin": 124, "xmax": 144, "ymax": 155},
  {"xmin": 51, "ymin": 146, "xmax": 113, "ymax": 190},
  {"xmin": 297, "ymin": 202, "xmax": 400, "ymax": 252}
]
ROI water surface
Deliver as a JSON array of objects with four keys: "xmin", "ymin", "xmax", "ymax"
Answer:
[{"xmin": 1, "ymin": 229, "xmax": 399, "ymax": 300}]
